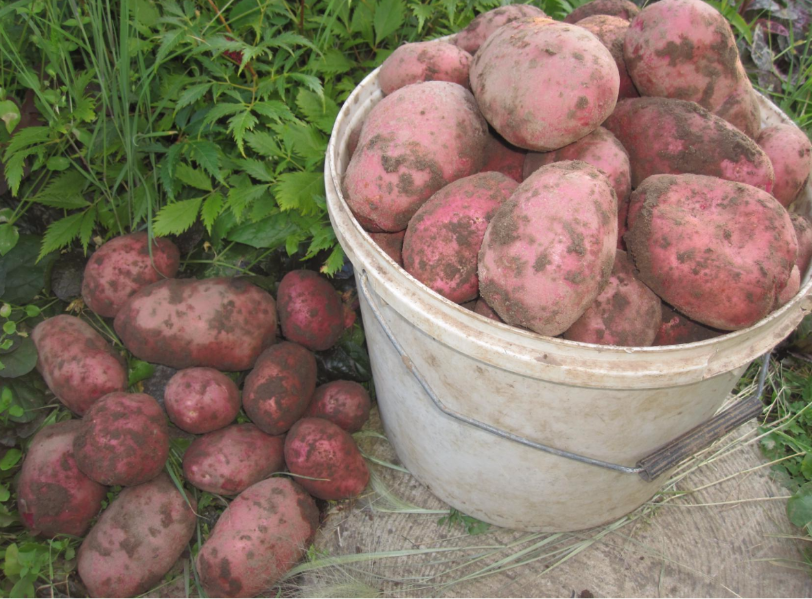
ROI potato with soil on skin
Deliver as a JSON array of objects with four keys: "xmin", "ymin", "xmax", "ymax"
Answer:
[
  {"xmin": 653, "ymin": 305, "xmax": 722, "ymax": 346},
  {"xmin": 523, "ymin": 127, "xmax": 631, "ymax": 247},
  {"xmin": 196, "ymin": 478, "xmax": 319, "ymax": 598},
  {"xmin": 304, "ymin": 380, "xmax": 371, "ymax": 433},
  {"xmin": 757, "ymin": 124, "xmax": 812, "ymax": 207},
  {"xmin": 285, "ymin": 417, "xmax": 370, "ymax": 500},
  {"xmin": 470, "ymin": 18, "xmax": 619, "ymax": 152},
  {"xmin": 479, "ymin": 161, "xmax": 618, "ymax": 336},
  {"xmin": 73, "ymin": 392, "xmax": 169, "ymax": 486},
  {"xmin": 17, "ymin": 421, "xmax": 107, "ymax": 538},
  {"xmin": 81, "ymin": 232, "xmax": 180, "ymax": 318},
  {"xmin": 77, "ymin": 473, "xmax": 196, "ymax": 599},
  {"xmin": 344, "ymin": 81, "xmax": 488, "ymax": 232},
  {"xmin": 403, "ymin": 172, "xmax": 518, "ymax": 303},
  {"xmin": 777, "ymin": 265, "xmax": 801, "ymax": 307},
  {"xmin": 791, "ymin": 213, "xmax": 812, "ymax": 275},
  {"xmin": 480, "ymin": 132, "xmax": 526, "ymax": 182},
  {"xmin": 114, "ymin": 277, "xmax": 277, "ymax": 371},
  {"xmin": 453, "ymin": 4, "xmax": 547, "ymax": 54},
  {"xmin": 623, "ymin": 0, "xmax": 743, "ymax": 113},
  {"xmin": 163, "ymin": 367, "xmax": 241, "ymax": 434},
  {"xmin": 563, "ymin": 250, "xmax": 662, "ymax": 346},
  {"xmin": 575, "ymin": 15, "xmax": 639, "ymax": 100},
  {"xmin": 31, "ymin": 315, "xmax": 127, "ymax": 415},
  {"xmin": 370, "ymin": 231, "xmax": 405, "ymax": 265},
  {"xmin": 474, "ymin": 298, "xmax": 504, "ymax": 323},
  {"xmin": 183, "ymin": 424, "xmax": 285, "ymax": 496},
  {"xmin": 379, "ymin": 41, "xmax": 472, "ymax": 95},
  {"xmin": 625, "ymin": 174, "xmax": 797, "ymax": 330},
  {"xmin": 242, "ymin": 342, "xmax": 317, "ymax": 435},
  {"xmin": 564, "ymin": 0, "xmax": 640, "ymax": 23},
  {"xmin": 604, "ymin": 97, "xmax": 775, "ymax": 192},
  {"xmin": 713, "ymin": 64, "xmax": 761, "ymax": 139},
  {"xmin": 277, "ymin": 270, "xmax": 346, "ymax": 351}
]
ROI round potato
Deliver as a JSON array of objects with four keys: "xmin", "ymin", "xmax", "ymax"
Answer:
[
  {"xmin": 576, "ymin": 15, "xmax": 639, "ymax": 100},
  {"xmin": 379, "ymin": 41, "xmax": 472, "ymax": 95},
  {"xmin": 454, "ymin": 4, "xmax": 547, "ymax": 54},
  {"xmin": 164, "ymin": 367, "xmax": 241, "ymax": 434},
  {"xmin": 757, "ymin": 124, "xmax": 812, "ymax": 207},
  {"xmin": 564, "ymin": 0, "xmax": 640, "ymax": 23},
  {"xmin": 653, "ymin": 305, "xmax": 722, "ymax": 346},
  {"xmin": 277, "ymin": 270, "xmax": 346, "ymax": 351},
  {"xmin": 304, "ymin": 380, "xmax": 371, "ymax": 433}
]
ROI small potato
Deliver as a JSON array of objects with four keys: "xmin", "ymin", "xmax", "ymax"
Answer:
[
  {"xmin": 114, "ymin": 277, "xmax": 277, "ymax": 371},
  {"xmin": 304, "ymin": 381, "xmax": 371, "ymax": 433},
  {"xmin": 196, "ymin": 478, "xmax": 319, "ymax": 598},
  {"xmin": 285, "ymin": 417, "xmax": 370, "ymax": 501},
  {"xmin": 379, "ymin": 41, "xmax": 472, "ymax": 95},
  {"xmin": 277, "ymin": 270, "xmax": 346, "ymax": 351},
  {"xmin": 164, "ymin": 367, "xmax": 241, "ymax": 434},
  {"xmin": 565, "ymin": 0, "xmax": 640, "ymax": 23},
  {"xmin": 242, "ymin": 342, "xmax": 317, "ymax": 435},
  {"xmin": 454, "ymin": 5, "xmax": 547, "ymax": 54},
  {"xmin": 74, "ymin": 392, "xmax": 169, "ymax": 486},
  {"xmin": 474, "ymin": 298, "xmax": 504, "ymax": 323},
  {"xmin": 403, "ymin": 172, "xmax": 518, "ymax": 303},
  {"xmin": 480, "ymin": 132, "xmax": 526, "ymax": 182},
  {"xmin": 777, "ymin": 265, "xmax": 801, "ymax": 307},
  {"xmin": 17, "ymin": 421, "xmax": 106, "ymax": 538},
  {"xmin": 31, "ymin": 315, "xmax": 127, "ymax": 415},
  {"xmin": 757, "ymin": 124, "xmax": 812, "ymax": 207},
  {"xmin": 653, "ymin": 305, "xmax": 722, "ymax": 346},
  {"xmin": 576, "ymin": 15, "xmax": 639, "ymax": 100},
  {"xmin": 791, "ymin": 213, "xmax": 812, "ymax": 276},
  {"xmin": 183, "ymin": 424, "xmax": 285, "ymax": 495},
  {"xmin": 77, "ymin": 473, "xmax": 196, "ymax": 598},
  {"xmin": 82, "ymin": 232, "xmax": 180, "ymax": 318},
  {"xmin": 370, "ymin": 231, "xmax": 405, "ymax": 266}
]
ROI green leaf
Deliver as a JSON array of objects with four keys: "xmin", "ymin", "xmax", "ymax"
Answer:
[
  {"xmin": 2, "ymin": 126, "xmax": 49, "ymax": 159},
  {"xmin": 23, "ymin": 305, "xmax": 40, "ymax": 317},
  {"xmin": 228, "ymin": 111, "xmax": 258, "ymax": 156},
  {"xmin": 128, "ymin": 359, "xmax": 155, "ymax": 387},
  {"xmin": 45, "ymin": 156, "xmax": 70, "ymax": 171},
  {"xmin": 237, "ymin": 159, "xmax": 274, "ymax": 183},
  {"xmin": 803, "ymin": 453, "xmax": 812, "ymax": 481},
  {"xmin": 374, "ymin": 0, "xmax": 405, "ymax": 44},
  {"xmin": 4, "ymin": 543, "xmax": 21, "ymax": 577},
  {"xmin": 788, "ymin": 482, "xmax": 812, "ymax": 532},
  {"xmin": 227, "ymin": 178, "xmax": 268, "ymax": 221},
  {"xmin": 2, "ymin": 321, "xmax": 15, "ymax": 335},
  {"xmin": 0, "ymin": 235, "xmax": 57, "ymax": 304},
  {"xmin": 0, "ymin": 224, "xmax": 19, "ymax": 256},
  {"xmin": 288, "ymin": 74, "xmax": 324, "ymax": 100},
  {"xmin": 296, "ymin": 90, "xmax": 338, "ymax": 134},
  {"xmin": 79, "ymin": 207, "xmax": 97, "ymax": 253},
  {"xmin": 175, "ymin": 163, "xmax": 213, "ymax": 191},
  {"xmin": 3, "ymin": 152, "xmax": 29, "ymax": 197},
  {"xmin": 10, "ymin": 576, "xmax": 34, "ymax": 598},
  {"xmin": 0, "ymin": 338, "xmax": 36, "ymax": 378},
  {"xmin": 311, "ymin": 49, "xmax": 355, "ymax": 74},
  {"xmin": 1, "ymin": 378, "xmax": 46, "ymax": 424},
  {"xmin": 39, "ymin": 213, "xmax": 84, "ymax": 261},
  {"xmin": 252, "ymin": 101, "xmax": 294, "ymax": 122},
  {"xmin": 160, "ymin": 143, "xmax": 184, "ymax": 199},
  {"xmin": 273, "ymin": 171, "xmax": 324, "ymax": 213},
  {"xmin": 322, "ymin": 244, "xmax": 346, "ymax": 275},
  {"xmin": 0, "ymin": 100, "xmax": 20, "ymax": 134},
  {"xmin": 226, "ymin": 212, "xmax": 299, "ymax": 249},
  {"xmin": 0, "ymin": 484, "xmax": 9, "ymax": 502},
  {"xmin": 0, "ymin": 449, "xmax": 21, "ymax": 470},
  {"xmin": 188, "ymin": 140, "xmax": 223, "ymax": 183},
  {"xmin": 411, "ymin": 3, "xmax": 433, "ymax": 32},
  {"xmin": 133, "ymin": 0, "xmax": 160, "ymax": 27},
  {"xmin": 202, "ymin": 102, "xmax": 245, "ymax": 126},
  {"xmin": 244, "ymin": 131, "xmax": 281, "ymax": 158},
  {"xmin": 153, "ymin": 197, "xmax": 203, "ymax": 236},
  {"xmin": 201, "ymin": 192, "xmax": 224, "ymax": 234},
  {"xmin": 155, "ymin": 28, "xmax": 185, "ymax": 68},
  {"xmin": 31, "ymin": 171, "xmax": 88, "ymax": 209},
  {"xmin": 176, "ymin": 82, "xmax": 213, "ymax": 111}
]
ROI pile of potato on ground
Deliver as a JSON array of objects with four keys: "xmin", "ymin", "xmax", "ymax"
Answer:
[
  {"xmin": 348, "ymin": 0, "xmax": 812, "ymax": 346},
  {"xmin": 20, "ymin": 232, "xmax": 371, "ymax": 597}
]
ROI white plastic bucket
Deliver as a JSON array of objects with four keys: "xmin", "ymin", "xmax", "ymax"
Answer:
[{"xmin": 325, "ymin": 69, "xmax": 812, "ymax": 532}]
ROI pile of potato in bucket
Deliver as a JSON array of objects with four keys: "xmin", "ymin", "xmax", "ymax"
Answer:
[{"xmin": 347, "ymin": 0, "xmax": 812, "ymax": 347}]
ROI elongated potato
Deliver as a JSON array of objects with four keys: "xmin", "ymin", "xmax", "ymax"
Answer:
[
  {"xmin": 31, "ymin": 315, "xmax": 127, "ymax": 415},
  {"xmin": 379, "ymin": 41, "xmax": 472, "ymax": 95},
  {"xmin": 77, "ymin": 473, "xmax": 196, "ymax": 598},
  {"xmin": 114, "ymin": 277, "xmax": 277, "ymax": 371},
  {"xmin": 576, "ymin": 15, "xmax": 639, "ymax": 100},
  {"xmin": 713, "ymin": 64, "xmax": 761, "ymax": 139},
  {"xmin": 757, "ymin": 124, "xmax": 812, "ymax": 207}
]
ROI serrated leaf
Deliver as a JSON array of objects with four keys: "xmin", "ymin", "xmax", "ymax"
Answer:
[
  {"xmin": 155, "ymin": 28, "xmax": 185, "ymax": 68},
  {"xmin": 411, "ymin": 3, "xmax": 433, "ymax": 32},
  {"xmin": 274, "ymin": 121, "xmax": 326, "ymax": 163},
  {"xmin": 227, "ymin": 179, "xmax": 269, "ymax": 221},
  {"xmin": 268, "ymin": 31, "xmax": 319, "ymax": 54},
  {"xmin": 153, "ymin": 197, "xmax": 203, "ymax": 236},
  {"xmin": 374, "ymin": 0, "xmax": 405, "ymax": 44},
  {"xmin": 321, "ymin": 244, "xmax": 346, "ymax": 275},
  {"xmin": 296, "ymin": 90, "xmax": 338, "ymax": 134},
  {"xmin": 3, "ymin": 126, "xmax": 49, "ymax": 159},
  {"xmin": 252, "ymin": 101, "xmax": 294, "ymax": 122},
  {"xmin": 160, "ymin": 143, "xmax": 184, "ymax": 199},
  {"xmin": 203, "ymin": 102, "xmax": 246, "ymax": 126},
  {"xmin": 226, "ymin": 212, "xmax": 299, "ymax": 249},
  {"xmin": 228, "ymin": 110, "xmax": 258, "ymax": 156},
  {"xmin": 2, "ymin": 153, "xmax": 28, "ymax": 196},
  {"xmin": 311, "ymin": 49, "xmax": 355, "ymax": 74},
  {"xmin": 79, "ymin": 207, "xmax": 97, "ymax": 253},
  {"xmin": 71, "ymin": 95, "xmax": 96, "ymax": 123},
  {"xmin": 39, "ymin": 213, "xmax": 84, "ymax": 261},
  {"xmin": 244, "ymin": 131, "xmax": 281, "ymax": 158},
  {"xmin": 188, "ymin": 139, "xmax": 223, "ymax": 183},
  {"xmin": 175, "ymin": 162, "xmax": 213, "ymax": 191},
  {"xmin": 273, "ymin": 171, "xmax": 324, "ymax": 213},
  {"xmin": 31, "ymin": 171, "xmax": 88, "ymax": 208},
  {"xmin": 237, "ymin": 159, "xmax": 274, "ymax": 182},
  {"xmin": 176, "ymin": 82, "xmax": 212, "ymax": 111},
  {"xmin": 201, "ymin": 192, "xmax": 224, "ymax": 234},
  {"xmin": 288, "ymin": 74, "xmax": 323, "ymax": 100}
]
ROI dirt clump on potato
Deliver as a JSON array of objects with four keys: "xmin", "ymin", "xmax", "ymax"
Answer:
[
  {"xmin": 277, "ymin": 269, "xmax": 347, "ymax": 351},
  {"xmin": 454, "ymin": 4, "xmax": 548, "ymax": 54},
  {"xmin": 304, "ymin": 380, "xmax": 371, "ymax": 433},
  {"xmin": 565, "ymin": 0, "xmax": 640, "ymax": 23},
  {"xmin": 379, "ymin": 41, "xmax": 472, "ymax": 95},
  {"xmin": 163, "ymin": 367, "xmax": 241, "ymax": 434}
]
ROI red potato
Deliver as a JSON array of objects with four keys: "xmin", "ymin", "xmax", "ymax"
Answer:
[
  {"xmin": 653, "ymin": 305, "xmax": 722, "ymax": 346},
  {"xmin": 242, "ymin": 342, "xmax": 317, "ymax": 435},
  {"xmin": 285, "ymin": 417, "xmax": 370, "ymax": 501},
  {"xmin": 304, "ymin": 381, "xmax": 371, "ymax": 433},
  {"xmin": 77, "ymin": 473, "xmax": 196, "ymax": 598},
  {"xmin": 563, "ymin": 250, "xmax": 661, "ymax": 347},
  {"xmin": 623, "ymin": 0, "xmax": 743, "ymax": 113},
  {"xmin": 625, "ymin": 174, "xmax": 797, "ymax": 330},
  {"xmin": 453, "ymin": 4, "xmax": 547, "ymax": 55},
  {"xmin": 277, "ymin": 270, "xmax": 346, "ymax": 351},
  {"xmin": 474, "ymin": 298, "xmax": 504, "ymax": 323},
  {"xmin": 31, "ymin": 315, "xmax": 126, "ymax": 415},
  {"xmin": 791, "ymin": 213, "xmax": 812, "ymax": 276},
  {"xmin": 345, "ymin": 82, "xmax": 488, "ymax": 232},
  {"xmin": 379, "ymin": 41, "xmax": 472, "ymax": 95},
  {"xmin": 757, "ymin": 124, "xmax": 812, "ymax": 207},
  {"xmin": 183, "ymin": 424, "xmax": 285, "ymax": 496},
  {"xmin": 604, "ymin": 97, "xmax": 775, "ymax": 192},
  {"xmin": 114, "ymin": 277, "xmax": 277, "ymax": 371},
  {"xmin": 576, "ymin": 15, "xmax": 639, "ymax": 100},
  {"xmin": 777, "ymin": 265, "xmax": 801, "ymax": 308},
  {"xmin": 480, "ymin": 132, "xmax": 526, "ymax": 182},
  {"xmin": 163, "ymin": 367, "xmax": 241, "ymax": 434},
  {"xmin": 196, "ymin": 478, "xmax": 319, "ymax": 598},
  {"xmin": 565, "ymin": 0, "xmax": 640, "ymax": 23},
  {"xmin": 713, "ymin": 64, "xmax": 761, "ymax": 139},
  {"xmin": 17, "ymin": 421, "xmax": 106, "ymax": 538},
  {"xmin": 479, "ymin": 161, "xmax": 617, "ymax": 336},
  {"xmin": 73, "ymin": 392, "xmax": 169, "ymax": 486},
  {"xmin": 82, "ymin": 232, "xmax": 180, "ymax": 318},
  {"xmin": 403, "ymin": 172, "xmax": 518, "ymax": 303},
  {"xmin": 370, "ymin": 231, "xmax": 406, "ymax": 265},
  {"xmin": 470, "ymin": 18, "xmax": 619, "ymax": 152}
]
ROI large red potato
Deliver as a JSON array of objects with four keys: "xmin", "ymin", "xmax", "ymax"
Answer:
[
  {"xmin": 565, "ymin": 0, "xmax": 640, "ymax": 23},
  {"xmin": 757, "ymin": 124, "xmax": 812, "ymax": 207},
  {"xmin": 379, "ymin": 41, "xmax": 472, "ymax": 95},
  {"xmin": 163, "ymin": 367, "xmax": 241, "ymax": 434},
  {"xmin": 480, "ymin": 132, "xmax": 526, "ymax": 182},
  {"xmin": 114, "ymin": 277, "xmax": 277, "ymax": 371},
  {"xmin": 73, "ymin": 392, "xmax": 169, "ymax": 486},
  {"xmin": 284, "ymin": 417, "xmax": 370, "ymax": 501},
  {"xmin": 470, "ymin": 18, "xmax": 619, "ymax": 151},
  {"xmin": 17, "ymin": 421, "xmax": 106, "ymax": 538},
  {"xmin": 453, "ymin": 4, "xmax": 547, "ymax": 54},
  {"xmin": 31, "ymin": 315, "xmax": 127, "ymax": 415},
  {"xmin": 77, "ymin": 473, "xmax": 196, "ymax": 598},
  {"xmin": 344, "ymin": 81, "xmax": 488, "ymax": 232},
  {"xmin": 183, "ymin": 424, "xmax": 285, "ymax": 495},
  {"xmin": 403, "ymin": 172, "xmax": 518, "ymax": 303},
  {"xmin": 242, "ymin": 342, "xmax": 317, "ymax": 435},
  {"xmin": 82, "ymin": 232, "xmax": 180, "ymax": 318},
  {"xmin": 479, "ymin": 161, "xmax": 617, "ymax": 336},
  {"xmin": 604, "ymin": 97, "xmax": 775, "ymax": 192},
  {"xmin": 304, "ymin": 380, "xmax": 371, "ymax": 433},
  {"xmin": 196, "ymin": 478, "xmax": 319, "ymax": 598},
  {"xmin": 576, "ymin": 15, "xmax": 639, "ymax": 100},
  {"xmin": 277, "ymin": 270, "xmax": 347, "ymax": 351},
  {"xmin": 625, "ymin": 174, "xmax": 797, "ymax": 330}
]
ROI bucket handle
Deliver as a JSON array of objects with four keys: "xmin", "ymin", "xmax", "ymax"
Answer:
[{"xmin": 358, "ymin": 270, "xmax": 769, "ymax": 481}]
